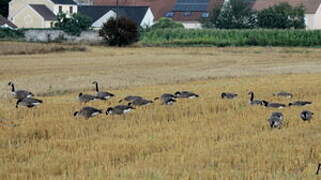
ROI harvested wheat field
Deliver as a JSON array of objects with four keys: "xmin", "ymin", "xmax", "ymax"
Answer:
[{"xmin": 1, "ymin": 45, "xmax": 321, "ymax": 179}]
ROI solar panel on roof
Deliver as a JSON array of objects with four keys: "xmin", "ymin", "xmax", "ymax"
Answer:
[{"xmin": 173, "ymin": 0, "xmax": 209, "ymax": 12}]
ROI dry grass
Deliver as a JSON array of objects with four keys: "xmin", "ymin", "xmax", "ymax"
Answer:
[
  {"xmin": 0, "ymin": 41, "xmax": 86, "ymax": 56},
  {"xmin": 1, "ymin": 46, "xmax": 321, "ymax": 179}
]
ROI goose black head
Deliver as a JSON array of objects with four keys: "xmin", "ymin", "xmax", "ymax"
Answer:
[
  {"xmin": 261, "ymin": 100, "xmax": 269, "ymax": 106},
  {"xmin": 174, "ymin": 91, "xmax": 181, "ymax": 96},
  {"xmin": 92, "ymin": 81, "xmax": 98, "ymax": 85},
  {"xmin": 79, "ymin": 93, "xmax": 83, "ymax": 97},
  {"xmin": 128, "ymin": 102, "xmax": 132, "ymax": 106},
  {"xmin": 73, "ymin": 111, "xmax": 79, "ymax": 117},
  {"xmin": 106, "ymin": 107, "xmax": 113, "ymax": 115},
  {"xmin": 248, "ymin": 91, "xmax": 254, "ymax": 96},
  {"xmin": 288, "ymin": 103, "xmax": 293, "ymax": 106},
  {"xmin": 154, "ymin": 97, "xmax": 160, "ymax": 101},
  {"xmin": 8, "ymin": 81, "xmax": 13, "ymax": 86},
  {"xmin": 221, "ymin": 93, "xmax": 226, "ymax": 99}
]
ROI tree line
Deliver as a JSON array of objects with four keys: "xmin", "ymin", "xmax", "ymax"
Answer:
[{"xmin": 201, "ymin": 0, "xmax": 305, "ymax": 29}]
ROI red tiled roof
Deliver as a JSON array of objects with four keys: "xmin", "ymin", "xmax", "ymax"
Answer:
[{"xmin": 252, "ymin": 0, "xmax": 321, "ymax": 14}]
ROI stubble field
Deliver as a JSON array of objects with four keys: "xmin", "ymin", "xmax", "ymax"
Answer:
[{"xmin": 1, "ymin": 44, "xmax": 321, "ymax": 179}]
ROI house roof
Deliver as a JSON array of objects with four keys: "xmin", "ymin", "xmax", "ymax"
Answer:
[
  {"xmin": 251, "ymin": 0, "xmax": 321, "ymax": 14},
  {"xmin": 0, "ymin": 15, "xmax": 17, "ymax": 28},
  {"xmin": 171, "ymin": 0, "xmax": 225, "ymax": 21},
  {"xmin": 30, "ymin": 4, "xmax": 57, "ymax": 21},
  {"xmin": 78, "ymin": 6, "xmax": 149, "ymax": 25},
  {"xmin": 173, "ymin": 0, "xmax": 209, "ymax": 12},
  {"xmin": 93, "ymin": 0, "xmax": 176, "ymax": 20},
  {"xmin": 50, "ymin": 0, "xmax": 77, "ymax": 5}
]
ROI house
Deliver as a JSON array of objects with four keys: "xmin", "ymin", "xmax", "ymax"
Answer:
[
  {"xmin": 93, "ymin": 0, "xmax": 176, "ymax": 20},
  {"xmin": 0, "ymin": 15, "xmax": 17, "ymax": 29},
  {"xmin": 78, "ymin": 5, "xmax": 154, "ymax": 29},
  {"xmin": 167, "ymin": 0, "xmax": 225, "ymax": 29},
  {"xmin": 251, "ymin": 0, "xmax": 321, "ymax": 29},
  {"xmin": 8, "ymin": 0, "xmax": 78, "ymax": 28}
]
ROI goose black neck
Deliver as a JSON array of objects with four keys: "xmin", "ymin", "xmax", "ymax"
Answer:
[
  {"xmin": 11, "ymin": 83, "xmax": 15, "ymax": 92},
  {"xmin": 95, "ymin": 83, "xmax": 99, "ymax": 92},
  {"xmin": 316, "ymin": 163, "xmax": 321, "ymax": 175},
  {"xmin": 250, "ymin": 93, "xmax": 254, "ymax": 101}
]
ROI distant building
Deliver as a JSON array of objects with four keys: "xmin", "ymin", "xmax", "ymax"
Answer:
[
  {"xmin": 94, "ymin": 0, "xmax": 225, "ymax": 29},
  {"xmin": 251, "ymin": 0, "xmax": 321, "ymax": 29},
  {"xmin": 9, "ymin": 0, "xmax": 77, "ymax": 28},
  {"xmin": 78, "ymin": 5, "xmax": 154, "ymax": 29},
  {"xmin": 0, "ymin": 15, "xmax": 17, "ymax": 29}
]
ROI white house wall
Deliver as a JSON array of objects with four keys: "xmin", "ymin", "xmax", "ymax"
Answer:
[
  {"xmin": 182, "ymin": 22, "xmax": 202, "ymax": 29},
  {"xmin": 140, "ymin": 8, "xmax": 154, "ymax": 28},
  {"xmin": 305, "ymin": 14, "xmax": 314, "ymax": 29},
  {"xmin": 311, "ymin": 4, "xmax": 321, "ymax": 29},
  {"xmin": 52, "ymin": 4, "xmax": 78, "ymax": 15},
  {"xmin": 92, "ymin": 10, "xmax": 116, "ymax": 28}
]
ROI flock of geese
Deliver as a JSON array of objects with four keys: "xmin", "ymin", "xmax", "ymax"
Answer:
[{"xmin": 8, "ymin": 81, "xmax": 313, "ymax": 129}]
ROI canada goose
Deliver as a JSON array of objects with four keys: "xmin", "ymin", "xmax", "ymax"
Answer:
[
  {"xmin": 154, "ymin": 93, "xmax": 176, "ymax": 101},
  {"xmin": 128, "ymin": 98, "xmax": 153, "ymax": 106},
  {"xmin": 74, "ymin": 106, "xmax": 102, "ymax": 119},
  {"xmin": 261, "ymin": 100, "xmax": 286, "ymax": 109},
  {"xmin": 78, "ymin": 93, "xmax": 96, "ymax": 103},
  {"xmin": 273, "ymin": 91, "xmax": 293, "ymax": 98},
  {"xmin": 8, "ymin": 81, "xmax": 34, "ymax": 100},
  {"xmin": 92, "ymin": 81, "xmax": 114, "ymax": 100},
  {"xmin": 154, "ymin": 93, "xmax": 176, "ymax": 105},
  {"xmin": 16, "ymin": 98, "xmax": 42, "ymax": 108},
  {"xmin": 221, "ymin": 92, "xmax": 238, "ymax": 99},
  {"xmin": 300, "ymin": 110, "xmax": 314, "ymax": 121},
  {"xmin": 106, "ymin": 105, "xmax": 135, "ymax": 115},
  {"xmin": 289, "ymin": 101, "xmax": 312, "ymax": 107},
  {"xmin": 119, "ymin": 96, "xmax": 143, "ymax": 103},
  {"xmin": 248, "ymin": 91, "xmax": 263, "ymax": 105},
  {"xmin": 268, "ymin": 112, "xmax": 284, "ymax": 129},
  {"xmin": 174, "ymin": 91, "xmax": 199, "ymax": 99}
]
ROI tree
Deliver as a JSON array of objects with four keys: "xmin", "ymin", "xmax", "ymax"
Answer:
[
  {"xmin": 55, "ymin": 13, "xmax": 92, "ymax": 36},
  {"xmin": 201, "ymin": 7, "xmax": 221, "ymax": 28},
  {"xmin": 257, "ymin": 3, "xmax": 305, "ymax": 29},
  {"xmin": 151, "ymin": 17, "xmax": 184, "ymax": 29},
  {"xmin": 0, "ymin": 0, "xmax": 10, "ymax": 17},
  {"xmin": 99, "ymin": 17, "xmax": 139, "ymax": 47},
  {"xmin": 215, "ymin": 0, "xmax": 256, "ymax": 29}
]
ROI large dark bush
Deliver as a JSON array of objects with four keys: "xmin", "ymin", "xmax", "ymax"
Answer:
[
  {"xmin": 257, "ymin": 3, "xmax": 305, "ymax": 29},
  {"xmin": 99, "ymin": 17, "xmax": 139, "ymax": 46},
  {"xmin": 55, "ymin": 13, "xmax": 92, "ymax": 36}
]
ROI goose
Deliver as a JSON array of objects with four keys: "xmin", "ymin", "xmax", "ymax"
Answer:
[
  {"xmin": 16, "ymin": 98, "xmax": 42, "ymax": 108},
  {"xmin": 300, "ymin": 110, "xmax": 314, "ymax": 121},
  {"xmin": 106, "ymin": 105, "xmax": 135, "ymax": 115},
  {"xmin": 268, "ymin": 112, "xmax": 284, "ymax": 129},
  {"xmin": 154, "ymin": 93, "xmax": 176, "ymax": 101},
  {"xmin": 248, "ymin": 91, "xmax": 263, "ymax": 105},
  {"xmin": 92, "ymin": 81, "xmax": 114, "ymax": 100},
  {"xmin": 261, "ymin": 100, "xmax": 286, "ymax": 109},
  {"xmin": 8, "ymin": 81, "xmax": 34, "ymax": 100},
  {"xmin": 174, "ymin": 91, "xmax": 199, "ymax": 99},
  {"xmin": 273, "ymin": 91, "xmax": 293, "ymax": 98},
  {"xmin": 128, "ymin": 98, "xmax": 153, "ymax": 106},
  {"xmin": 289, "ymin": 101, "xmax": 312, "ymax": 107},
  {"xmin": 154, "ymin": 93, "xmax": 177, "ymax": 105},
  {"xmin": 74, "ymin": 106, "xmax": 102, "ymax": 119},
  {"xmin": 78, "ymin": 93, "xmax": 96, "ymax": 103},
  {"xmin": 118, "ymin": 96, "xmax": 143, "ymax": 103},
  {"xmin": 221, "ymin": 92, "xmax": 238, "ymax": 99}
]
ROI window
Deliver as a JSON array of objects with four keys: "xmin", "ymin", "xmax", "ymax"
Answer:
[
  {"xmin": 59, "ymin": 6, "xmax": 62, "ymax": 13},
  {"xmin": 201, "ymin": 12, "xmax": 209, "ymax": 18},
  {"xmin": 70, "ymin": 6, "xmax": 73, "ymax": 14},
  {"xmin": 165, "ymin": 12, "xmax": 174, "ymax": 17},
  {"xmin": 183, "ymin": 12, "xmax": 192, "ymax": 16},
  {"xmin": 50, "ymin": 22, "xmax": 54, "ymax": 28}
]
